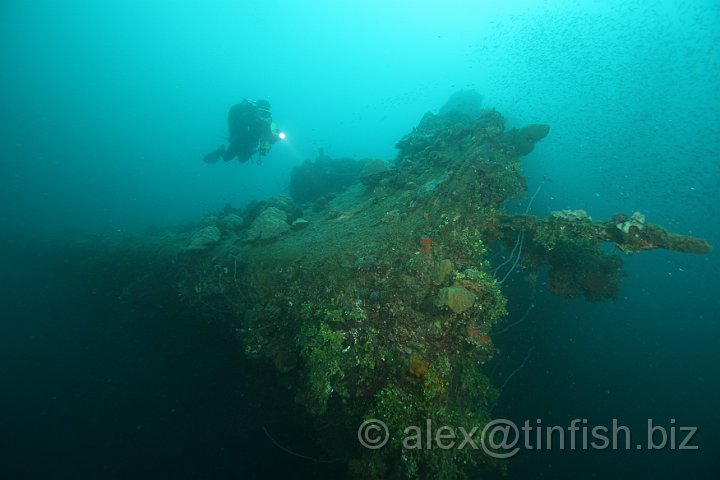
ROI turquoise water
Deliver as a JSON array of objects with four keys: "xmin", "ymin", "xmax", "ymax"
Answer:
[{"xmin": 1, "ymin": 1, "xmax": 718, "ymax": 478}]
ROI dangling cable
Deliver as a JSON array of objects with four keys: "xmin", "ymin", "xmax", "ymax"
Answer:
[
  {"xmin": 489, "ymin": 347, "xmax": 536, "ymax": 412},
  {"xmin": 498, "ymin": 230, "xmax": 524, "ymax": 284},
  {"xmin": 494, "ymin": 303, "xmax": 535, "ymax": 335},
  {"xmin": 494, "ymin": 182, "xmax": 544, "ymax": 283}
]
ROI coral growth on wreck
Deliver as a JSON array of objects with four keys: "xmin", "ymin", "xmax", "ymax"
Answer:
[{"xmin": 51, "ymin": 94, "xmax": 711, "ymax": 479}]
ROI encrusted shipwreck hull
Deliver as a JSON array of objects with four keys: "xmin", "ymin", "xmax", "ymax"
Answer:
[{"xmin": 52, "ymin": 106, "xmax": 710, "ymax": 479}]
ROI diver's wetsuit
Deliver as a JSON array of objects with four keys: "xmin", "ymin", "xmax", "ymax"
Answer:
[
  {"xmin": 203, "ymin": 99, "xmax": 275, "ymax": 164},
  {"xmin": 223, "ymin": 101, "xmax": 267, "ymax": 163}
]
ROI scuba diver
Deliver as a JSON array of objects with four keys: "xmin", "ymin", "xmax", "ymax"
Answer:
[{"xmin": 203, "ymin": 99, "xmax": 283, "ymax": 164}]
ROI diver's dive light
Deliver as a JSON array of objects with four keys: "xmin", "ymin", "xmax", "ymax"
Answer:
[{"xmin": 278, "ymin": 132, "xmax": 286, "ymax": 140}]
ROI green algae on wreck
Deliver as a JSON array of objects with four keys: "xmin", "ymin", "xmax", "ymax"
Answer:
[{"xmin": 57, "ymin": 96, "xmax": 712, "ymax": 479}]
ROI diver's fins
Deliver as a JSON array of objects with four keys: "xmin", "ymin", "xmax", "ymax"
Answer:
[{"xmin": 202, "ymin": 145, "xmax": 225, "ymax": 164}]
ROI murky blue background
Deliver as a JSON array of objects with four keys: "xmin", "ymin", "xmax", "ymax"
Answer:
[{"xmin": 1, "ymin": 1, "xmax": 717, "ymax": 478}]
